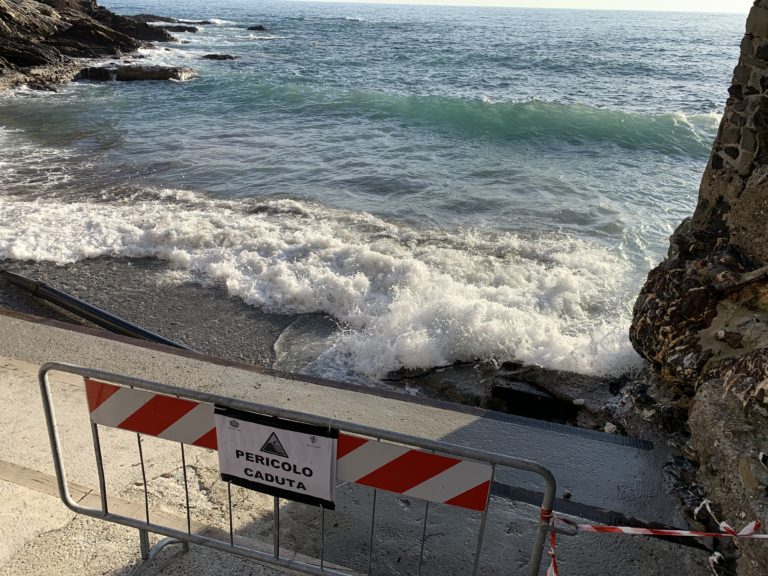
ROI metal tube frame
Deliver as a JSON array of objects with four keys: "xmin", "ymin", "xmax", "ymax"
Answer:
[{"xmin": 39, "ymin": 362, "xmax": 562, "ymax": 576}]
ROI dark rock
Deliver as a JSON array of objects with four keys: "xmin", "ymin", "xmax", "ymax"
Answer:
[
  {"xmin": 386, "ymin": 362, "xmax": 490, "ymax": 407},
  {"xmin": 89, "ymin": 7, "xmax": 174, "ymax": 42},
  {"xmin": 158, "ymin": 25, "xmax": 198, "ymax": 33},
  {"xmin": 733, "ymin": 64, "xmax": 750, "ymax": 87},
  {"xmin": 723, "ymin": 331, "xmax": 744, "ymax": 349},
  {"xmin": 128, "ymin": 13, "xmax": 181, "ymax": 24},
  {"xmin": 0, "ymin": 0, "xmax": 184, "ymax": 92},
  {"xmin": 37, "ymin": 1, "xmax": 173, "ymax": 43},
  {"xmin": 728, "ymin": 84, "xmax": 744, "ymax": 99},
  {"xmin": 75, "ymin": 66, "xmax": 115, "ymax": 81},
  {"xmin": 202, "ymin": 54, "xmax": 237, "ymax": 60},
  {"xmin": 0, "ymin": 39, "xmax": 64, "ymax": 67},
  {"xmin": 128, "ymin": 14, "xmax": 212, "ymax": 25},
  {"xmin": 741, "ymin": 128, "xmax": 758, "ymax": 154},
  {"xmin": 755, "ymin": 99, "xmax": 768, "ymax": 163},
  {"xmin": 76, "ymin": 65, "xmax": 197, "ymax": 82},
  {"xmin": 711, "ymin": 153, "xmax": 724, "ymax": 170},
  {"xmin": 499, "ymin": 360, "xmax": 524, "ymax": 371},
  {"xmin": 113, "ymin": 65, "xmax": 196, "ymax": 81},
  {"xmin": 247, "ymin": 24, "xmax": 267, "ymax": 31},
  {"xmin": 757, "ymin": 43, "xmax": 768, "ymax": 61},
  {"xmin": 741, "ymin": 34, "xmax": 754, "ymax": 58},
  {"xmin": 39, "ymin": 0, "xmax": 95, "ymax": 11},
  {"xmin": 51, "ymin": 16, "xmax": 143, "ymax": 57},
  {"xmin": 27, "ymin": 81, "xmax": 58, "ymax": 92},
  {"xmin": 732, "ymin": 110, "xmax": 747, "ymax": 124},
  {"xmin": 724, "ymin": 146, "xmax": 740, "ymax": 159},
  {"xmin": 491, "ymin": 377, "xmax": 581, "ymax": 422}
]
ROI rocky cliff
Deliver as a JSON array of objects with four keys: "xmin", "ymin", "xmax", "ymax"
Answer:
[
  {"xmin": 0, "ymin": 0, "xmax": 173, "ymax": 90},
  {"xmin": 631, "ymin": 2, "xmax": 768, "ymax": 573}
]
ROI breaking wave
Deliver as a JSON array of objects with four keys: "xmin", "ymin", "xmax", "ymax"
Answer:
[
  {"xmin": 0, "ymin": 185, "xmax": 640, "ymax": 380},
  {"xmin": 247, "ymin": 87, "xmax": 719, "ymax": 155}
]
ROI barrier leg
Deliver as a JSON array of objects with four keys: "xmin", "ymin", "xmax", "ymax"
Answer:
[
  {"xmin": 139, "ymin": 529, "xmax": 150, "ymax": 560},
  {"xmin": 131, "ymin": 536, "xmax": 190, "ymax": 576},
  {"xmin": 527, "ymin": 469, "xmax": 558, "ymax": 576}
]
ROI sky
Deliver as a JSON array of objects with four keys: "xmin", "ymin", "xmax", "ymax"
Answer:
[{"xmin": 307, "ymin": 0, "xmax": 753, "ymax": 13}]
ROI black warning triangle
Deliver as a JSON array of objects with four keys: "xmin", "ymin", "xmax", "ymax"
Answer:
[{"xmin": 260, "ymin": 432, "xmax": 289, "ymax": 458}]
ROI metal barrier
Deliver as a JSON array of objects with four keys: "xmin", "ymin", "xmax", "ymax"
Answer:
[{"xmin": 39, "ymin": 362, "xmax": 562, "ymax": 576}]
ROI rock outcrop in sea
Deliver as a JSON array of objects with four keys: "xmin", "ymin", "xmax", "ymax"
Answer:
[
  {"xmin": 631, "ymin": 2, "xmax": 768, "ymax": 573},
  {"xmin": 0, "ymin": 0, "xmax": 179, "ymax": 90},
  {"xmin": 76, "ymin": 64, "xmax": 196, "ymax": 82}
]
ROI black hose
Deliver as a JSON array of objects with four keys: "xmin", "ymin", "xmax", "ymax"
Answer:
[{"xmin": 1, "ymin": 270, "xmax": 191, "ymax": 350}]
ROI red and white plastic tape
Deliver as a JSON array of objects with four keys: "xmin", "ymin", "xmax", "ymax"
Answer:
[
  {"xmin": 543, "ymin": 500, "xmax": 768, "ymax": 576},
  {"xmin": 84, "ymin": 378, "xmax": 492, "ymax": 511}
]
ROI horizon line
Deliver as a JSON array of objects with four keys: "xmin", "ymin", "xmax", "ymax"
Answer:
[{"xmin": 285, "ymin": 0, "xmax": 750, "ymax": 15}]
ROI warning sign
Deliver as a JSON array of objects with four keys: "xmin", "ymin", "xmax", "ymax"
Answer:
[
  {"xmin": 214, "ymin": 407, "xmax": 338, "ymax": 508},
  {"xmin": 261, "ymin": 432, "xmax": 288, "ymax": 457}
]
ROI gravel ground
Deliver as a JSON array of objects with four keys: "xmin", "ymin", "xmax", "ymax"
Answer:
[{"xmin": 0, "ymin": 257, "xmax": 306, "ymax": 368}]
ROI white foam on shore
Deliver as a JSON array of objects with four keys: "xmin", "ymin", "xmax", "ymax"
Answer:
[{"xmin": 0, "ymin": 187, "xmax": 641, "ymax": 380}]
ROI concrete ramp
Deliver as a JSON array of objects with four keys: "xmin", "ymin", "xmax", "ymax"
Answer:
[
  {"xmin": 0, "ymin": 308, "xmax": 686, "ymax": 529},
  {"xmin": 0, "ymin": 308, "xmax": 712, "ymax": 575}
]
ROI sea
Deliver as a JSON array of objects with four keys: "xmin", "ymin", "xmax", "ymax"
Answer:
[{"xmin": 0, "ymin": 1, "xmax": 746, "ymax": 384}]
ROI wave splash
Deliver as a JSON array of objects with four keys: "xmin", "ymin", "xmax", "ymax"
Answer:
[{"xmin": 0, "ymin": 187, "xmax": 640, "ymax": 380}]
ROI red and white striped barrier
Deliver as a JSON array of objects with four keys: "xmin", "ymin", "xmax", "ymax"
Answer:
[
  {"xmin": 337, "ymin": 433, "xmax": 492, "ymax": 512},
  {"xmin": 86, "ymin": 379, "xmax": 218, "ymax": 449},
  {"xmin": 84, "ymin": 379, "xmax": 492, "ymax": 511}
]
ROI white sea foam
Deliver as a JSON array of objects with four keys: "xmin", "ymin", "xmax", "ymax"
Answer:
[
  {"xmin": 234, "ymin": 34, "xmax": 288, "ymax": 41},
  {"xmin": 672, "ymin": 110, "xmax": 723, "ymax": 137},
  {"xmin": 0, "ymin": 187, "xmax": 641, "ymax": 380},
  {"xmin": 0, "ymin": 127, "xmax": 77, "ymax": 191},
  {"xmin": 135, "ymin": 46, "xmax": 199, "ymax": 66}
]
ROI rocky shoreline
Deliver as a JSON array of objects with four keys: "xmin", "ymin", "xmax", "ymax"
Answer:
[
  {"xmin": 0, "ymin": 0, "xmax": 204, "ymax": 91},
  {"xmin": 2, "ymin": 2, "xmax": 767, "ymax": 574}
]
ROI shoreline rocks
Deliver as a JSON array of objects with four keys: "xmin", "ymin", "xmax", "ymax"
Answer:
[
  {"xmin": 128, "ymin": 13, "xmax": 213, "ymax": 26},
  {"xmin": 157, "ymin": 24, "xmax": 198, "ymax": 34},
  {"xmin": 202, "ymin": 53, "xmax": 237, "ymax": 60},
  {"xmin": 76, "ymin": 64, "xmax": 197, "ymax": 82},
  {"xmin": 0, "ymin": 0, "xmax": 190, "ymax": 91}
]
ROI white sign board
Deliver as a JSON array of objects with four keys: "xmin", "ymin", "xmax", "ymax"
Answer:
[{"xmin": 215, "ymin": 408, "xmax": 337, "ymax": 508}]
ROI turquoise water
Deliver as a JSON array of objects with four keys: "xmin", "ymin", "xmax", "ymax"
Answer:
[{"xmin": 0, "ymin": 1, "xmax": 745, "ymax": 381}]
